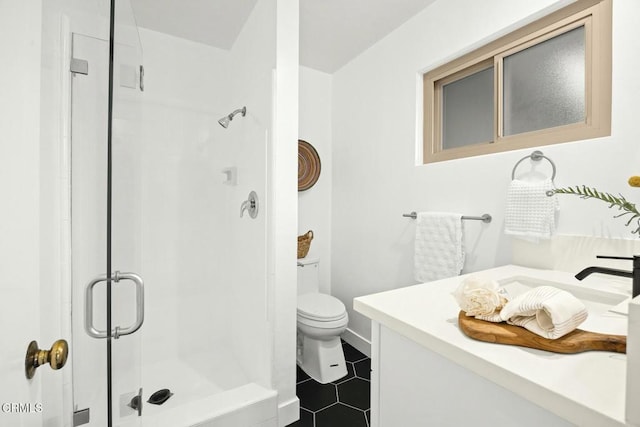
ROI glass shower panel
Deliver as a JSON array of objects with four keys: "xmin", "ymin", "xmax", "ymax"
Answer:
[
  {"xmin": 503, "ymin": 25, "xmax": 585, "ymax": 136},
  {"xmin": 70, "ymin": 32, "xmax": 112, "ymax": 427},
  {"xmin": 442, "ymin": 66, "xmax": 494, "ymax": 149}
]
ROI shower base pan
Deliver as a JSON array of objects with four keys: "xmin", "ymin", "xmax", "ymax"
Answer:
[{"xmin": 117, "ymin": 353, "xmax": 277, "ymax": 427}]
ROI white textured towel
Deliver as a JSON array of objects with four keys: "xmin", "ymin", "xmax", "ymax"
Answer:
[
  {"xmin": 504, "ymin": 178, "xmax": 559, "ymax": 241},
  {"xmin": 414, "ymin": 212, "xmax": 464, "ymax": 282},
  {"xmin": 499, "ymin": 286, "xmax": 588, "ymax": 339}
]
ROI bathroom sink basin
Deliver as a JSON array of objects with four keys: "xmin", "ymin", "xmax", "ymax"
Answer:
[{"xmin": 497, "ymin": 275, "xmax": 629, "ymax": 335}]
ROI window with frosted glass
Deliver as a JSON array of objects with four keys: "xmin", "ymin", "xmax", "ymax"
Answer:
[
  {"xmin": 422, "ymin": 0, "xmax": 611, "ymax": 164},
  {"xmin": 503, "ymin": 26, "xmax": 585, "ymax": 136},
  {"xmin": 442, "ymin": 66, "xmax": 494, "ymax": 150}
]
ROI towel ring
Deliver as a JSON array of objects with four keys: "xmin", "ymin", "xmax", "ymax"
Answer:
[{"xmin": 511, "ymin": 150, "xmax": 556, "ymax": 180}]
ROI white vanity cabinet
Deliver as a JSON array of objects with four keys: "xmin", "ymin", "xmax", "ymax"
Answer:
[
  {"xmin": 354, "ymin": 265, "xmax": 629, "ymax": 427},
  {"xmin": 370, "ymin": 322, "xmax": 573, "ymax": 427}
]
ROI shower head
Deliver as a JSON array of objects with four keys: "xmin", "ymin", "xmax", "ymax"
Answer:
[
  {"xmin": 218, "ymin": 116, "xmax": 231, "ymax": 128},
  {"xmin": 218, "ymin": 106, "xmax": 246, "ymax": 128}
]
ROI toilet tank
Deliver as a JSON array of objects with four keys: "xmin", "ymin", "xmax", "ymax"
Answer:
[{"xmin": 297, "ymin": 257, "xmax": 320, "ymax": 295}]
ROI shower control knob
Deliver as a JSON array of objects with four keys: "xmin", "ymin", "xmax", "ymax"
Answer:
[{"xmin": 240, "ymin": 191, "xmax": 259, "ymax": 218}]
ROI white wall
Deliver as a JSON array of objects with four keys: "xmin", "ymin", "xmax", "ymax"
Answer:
[
  {"xmin": 272, "ymin": 0, "xmax": 300, "ymax": 424},
  {"xmin": 331, "ymin": 0, "xmax": 640, "ymax": 344},
  {"xmin": 298, "ymin": 66, "xmax": 332, "ymax": 294},
  {"xmin": 0, "ymin": 1, "xmax": 45, "ymax": 426}
]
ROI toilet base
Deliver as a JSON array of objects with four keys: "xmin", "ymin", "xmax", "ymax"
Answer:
[{"xmin": 297, "ymin": 333, "xmax": 347, "ymax": 384}]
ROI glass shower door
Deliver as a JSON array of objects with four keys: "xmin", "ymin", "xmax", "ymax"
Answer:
[
  {"xmin": 108, "ymin": 0, "xmax": 146, "ymax": 424},
  {"xmin": 70, "ymin": 1, "xmax": 145, "ymax": 425}
]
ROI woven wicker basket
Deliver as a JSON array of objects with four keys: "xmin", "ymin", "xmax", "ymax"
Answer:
[{"xmin": 297, "ymin": 230, "xmax": 314, "ymax": 259}]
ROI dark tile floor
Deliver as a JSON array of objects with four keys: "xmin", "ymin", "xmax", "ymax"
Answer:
[{"xmin": 288, "ymin": 341, "xmax": 371, "ymax": 427}]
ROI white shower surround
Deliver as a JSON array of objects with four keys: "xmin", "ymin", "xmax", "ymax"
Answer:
[
  {"xmin": 135, "ymin": 20, "xmax": 271, "ymax": 389},
  {"xmin": 119, "ymin": 1, "xmax": 277, "ymax": 424}
]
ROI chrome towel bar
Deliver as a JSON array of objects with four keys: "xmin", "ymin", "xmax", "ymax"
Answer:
[{"xmin": 402, "ymin": 212, "xmax": 492, "ymax": 223}]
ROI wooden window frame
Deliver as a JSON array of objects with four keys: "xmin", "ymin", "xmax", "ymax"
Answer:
[{"xmin": 423, "ymin": 0, "xmax": 611, "ymax": 164}]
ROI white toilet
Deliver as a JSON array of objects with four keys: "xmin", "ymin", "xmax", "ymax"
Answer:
[{"xmin": 297, "ymin": 257, "xmax": 349, "ymax": 384}]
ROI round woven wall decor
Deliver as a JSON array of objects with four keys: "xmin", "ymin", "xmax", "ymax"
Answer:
[{"xmin": 298, "ymin": 140, "xmax": 321, "ymax": 191}]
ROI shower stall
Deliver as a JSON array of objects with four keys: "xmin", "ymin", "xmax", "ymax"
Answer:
[{"xmin": 4, "ymin": 0, "xmax": 298, "ymax": 426}]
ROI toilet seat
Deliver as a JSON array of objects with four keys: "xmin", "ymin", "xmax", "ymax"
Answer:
[
  {"xmin": 297, "ymin": 293, "xmax": 347, "ymax": 322},
  {"xmin": 297, "ymin": 314, "xmax": 348, "ymax": 331}
]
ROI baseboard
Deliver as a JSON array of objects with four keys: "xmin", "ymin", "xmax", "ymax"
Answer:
[
  {"xmin": 341, "ymin": 328, "xmax": 371, "ymax": 358},
  {"xmin": 277, "ymin": 396, "xmax": 300, "ymax": 427}
]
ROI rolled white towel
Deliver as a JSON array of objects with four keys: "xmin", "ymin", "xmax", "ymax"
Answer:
[
  {"xmin": 499, "ymin": 286, "xmax": 588, "ymax": 339},
  {"xmin": 452, "ymin": 276, "xmax": 507, "ymax": 322}
]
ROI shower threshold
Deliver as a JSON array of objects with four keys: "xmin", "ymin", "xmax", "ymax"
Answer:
[{"xmin": 139, "ymin": 383, "xmax": 277, "ymax": 427}]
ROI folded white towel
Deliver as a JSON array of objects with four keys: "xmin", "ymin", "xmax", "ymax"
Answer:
[
  {"xmin": 499, "ymin": 286, "xmax": 588, "ymax": 339},
  {"xmin": 504, "ymin": 178, "xmax": 559, "ymax": 242},
  {"xmin": 414, "ymin": 212, "xmax": 464, "ymax": 282}
]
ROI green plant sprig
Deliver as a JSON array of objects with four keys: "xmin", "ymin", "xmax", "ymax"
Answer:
[{"xmin": 551, "ymin": 185, "xmax": 640, "ymax": 235}]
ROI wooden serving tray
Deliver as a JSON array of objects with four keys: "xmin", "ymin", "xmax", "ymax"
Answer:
[{"xmin": 458, "ymin": 311, "xmax": 626, "ymax": 354}]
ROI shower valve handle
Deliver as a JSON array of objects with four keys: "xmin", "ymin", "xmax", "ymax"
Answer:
[{"xmin": 240, "ymin": 191, "xmax": 259, "ymax": 219}]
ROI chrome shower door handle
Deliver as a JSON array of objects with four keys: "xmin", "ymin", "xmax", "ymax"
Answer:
[
  {"xmin": 85, "ymin": 274, "xmax": 109, "ymax": 338},
  {"xmin": 85, "ymin": 271, "xmax": 145, "ymax": 339},
  {"xmin": 113, "ymin": 272, "xmax": 145, "ymax": 338}
]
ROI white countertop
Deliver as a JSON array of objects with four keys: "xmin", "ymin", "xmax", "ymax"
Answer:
[{"xmin": 353, "ymin": 265, "xmax": 630, "ymax": 427}]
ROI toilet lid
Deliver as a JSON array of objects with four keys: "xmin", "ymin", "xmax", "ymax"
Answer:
[{"xmin": 297, "ymin": 293, "xmax": 346, "ymax": 321}]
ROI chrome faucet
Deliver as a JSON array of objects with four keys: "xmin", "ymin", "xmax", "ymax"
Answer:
[{"xmin": 575, "ymin": 255, "xmax": 640, "ymax": 298}]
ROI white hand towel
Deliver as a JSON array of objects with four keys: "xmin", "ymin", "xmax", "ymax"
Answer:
[
  {"xmin": 414, "ymin": 212, "xmax": 464, "ymax": 282},
  {"xmin": 505, "ymin": 178, "xmax": 559, "ymax": 242},
  {"xmin": 499, "ymin": 286, "xmax": 588, "ymax": 339}
]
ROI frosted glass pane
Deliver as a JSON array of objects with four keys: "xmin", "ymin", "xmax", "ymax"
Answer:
[
  {"xmin": 442, "ymin": 66, "xmax": 493, "ymax": 150},
  {"xmin": 503, "ymin": 26, "xmax": 585, "ymax": 136}
]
